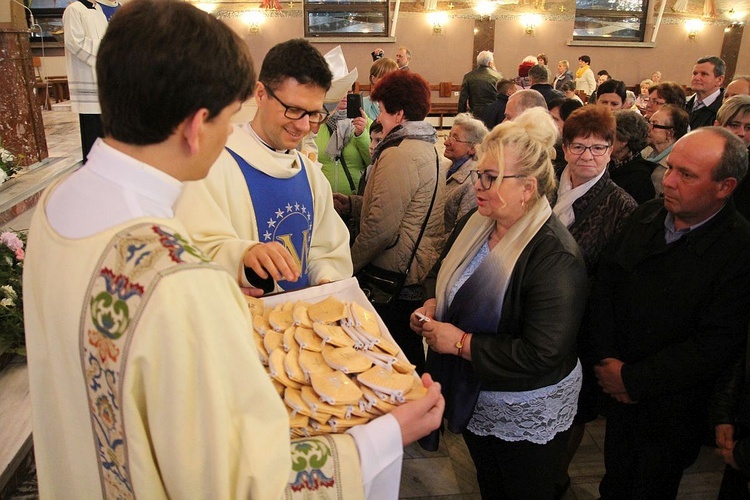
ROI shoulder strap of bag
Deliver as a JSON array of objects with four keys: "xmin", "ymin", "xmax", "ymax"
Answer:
[
  {"xmin": 338, "ymin": 154, "xmax": 356, "ymax": 192},
  {"xmin": 402, "ymin": 149, "xmax": 440, "ymax": 277}
]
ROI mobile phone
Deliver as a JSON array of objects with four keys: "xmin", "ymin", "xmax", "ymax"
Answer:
[{"xmin": 346, "ymin": 93, "xmax": 363, "ymax": 119}]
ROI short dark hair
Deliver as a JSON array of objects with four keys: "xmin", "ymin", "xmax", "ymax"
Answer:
[
  {"xmin": 658, "ymin": 104, "xmax": 689, "ymax": 140},
  {"xmin": 696, "ymin": 56, "xmax": 726, "ymax": 77},
  {"xmin": 548, "ymin": 98, "xmax": 583, "ymax": 121},
  {"xmin": 579, "ymin": 55, "xmax": 591, "ymax": 65},
  {"xmin": 560, "ymin": 81, "xmax": 577, "ymax": 93},
  {"xmin": 97, "ymin": 0, "xmax": 255, "ymax": 145},
  {"xmin": 615, "ymin": 110, "xmax": 649, "ymax": 153},
  {"xmin": 370, "ymin": 70, "xmax": 431, "ymax": 121},
  {"xmin": 597, "ymin": 79, "xmax": 627, "ymax": 103},
  {"xmin": 537, "ymin": 53, "xmax": 548, "ymax": 65},
  {"xmin": 702, "ymin": 127, "xmax": 748, "ymax": 182},
  {"xmin": 529, "ymin": 65, "xmax": 548, "ymax": 83},
  {"xmin": 597, "ymin": 70, "xmax": 611, "ymax": 78},
  {"xmin": 258, "ymin": 39, "xmax": 332, "ymax": 92},
  {"xmin": 369, "ymin": 121, "xmax": 383, "ymax": 135},
  {"xmin": 563, "ymin": 105, "xmax": 616, "ymax": 146},
  {"xmin": 650, "ymin": 82, "xmax": 687, "ymax": 109},
  {"xmin": 496, "ymin": 79, "xmax": 516, "ymax": 94}
]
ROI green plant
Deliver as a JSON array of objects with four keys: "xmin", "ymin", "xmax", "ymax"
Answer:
[{"xmin": 0, "ymin": 230, "xmax": 26, "ymax": 358}]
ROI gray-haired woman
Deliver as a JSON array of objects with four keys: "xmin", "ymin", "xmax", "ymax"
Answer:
[{"xmin": 443, "ymin": 113, "xmax": 489, "ymax": 236}]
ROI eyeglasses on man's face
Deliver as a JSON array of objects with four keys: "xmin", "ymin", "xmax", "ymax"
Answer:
[
  {"xmin": 647, "ymin": 120, "xmax": 674, "ymax": 130},
  {"xmin": 263, "ymin": 83, "xmax": 329, "ymax": 125},
  {"xmin": 470, "ymin": 170, "xmax": 526, "ymax": 190},
  {"xmin": 566, "ymin": 143, "xmax": 611, "ymax": 156}
]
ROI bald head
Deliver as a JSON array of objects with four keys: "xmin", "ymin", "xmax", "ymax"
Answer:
[
  {"xmin": 725, "ymin": 77, "xmax": 750, "ymax": 103},
  {"xmin": 505, "ymin": 89, "xmax": 547, "ymax": 121}
]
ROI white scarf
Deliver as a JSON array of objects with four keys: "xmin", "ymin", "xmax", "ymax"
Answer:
[
  {"xmin": 434, "ymin": 197, "xmax": 552, "ymax": 321},
  {"xmin": 553, "ymin": 165, "xmax": 606, "ymax": 228}
]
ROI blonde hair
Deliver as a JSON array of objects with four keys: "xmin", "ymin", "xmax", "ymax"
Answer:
[{"xmin": 478, "ymin": 107, "xmax": 558, "ymax": 204}]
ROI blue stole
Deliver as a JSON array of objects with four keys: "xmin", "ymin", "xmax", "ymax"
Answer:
[{"xmin": 226, "ymin": 147, "xmax": 314, "ymax": 291}]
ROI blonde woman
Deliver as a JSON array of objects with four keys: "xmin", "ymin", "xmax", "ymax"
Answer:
[{"xmin": 412, "ymin": 108, "xmax": 587, "ymax": 499}]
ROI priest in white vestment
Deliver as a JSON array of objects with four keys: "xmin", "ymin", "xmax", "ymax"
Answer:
[{"xmin": 23, "ymin": 2, "xmax": 444, "ymax": 498}]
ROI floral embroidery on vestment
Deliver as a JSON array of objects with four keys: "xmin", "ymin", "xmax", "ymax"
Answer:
[{"xmin": 80, "ymin": 224, "xmax": 210, "ymax": 498}]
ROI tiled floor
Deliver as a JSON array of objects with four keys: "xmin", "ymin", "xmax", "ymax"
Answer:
[{"xmin": 1, "ymin": 108, "xmax": 729, "ymax": 499}]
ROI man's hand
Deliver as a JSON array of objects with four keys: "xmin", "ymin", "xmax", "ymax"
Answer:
[
  {"xmin": 714, "ymin": 426, "xmax": 740, "ymax": 469},
  {"xmin": 595, "ymin": 358, "xmax": 632, "ymax": 401},
  {"xmin": 242, "ymin": 242, "xmax": 300, "ymax": 284},
  {"xmin": 716, "ymin": 423, "xmax": 736, "ymax": 450},
  {"xmin": 390, "ymin": 373, "xmax": 445, "ymax": 446},
  {"xmin": 333, "ymin": 193, "xmax": 350, "ymax": 215}
]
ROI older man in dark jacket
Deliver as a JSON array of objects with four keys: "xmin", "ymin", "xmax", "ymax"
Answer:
[
  {"xmin": 458, "ymin": 50, "xmax": 502, "ymax": 119},
  {"xmin": 529, "ymin": 64, "xmax": 564, "ymax": 108},
  {"xmin": 590, "ymin": 127, "xmax": 750, "ymax": 500}
]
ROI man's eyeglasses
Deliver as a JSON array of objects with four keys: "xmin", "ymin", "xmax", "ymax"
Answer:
[
  {"xmin": 647, "ymin": 98, "xmax": 667, "ymax": 106},
  {"xmin": 263, "ymin": 83, "xmax": 329, "ymax": 125},
  {"xmin": 445, "ymin": 134, "xmax": 473, "ymax": 144},
  {"xmin": 470, "ymin": 170, "xmax": 526, "ymax": 190},
  {"xmin": 566, "ymin": 143, "xmax": 611, "ymax": 156},
  {"xmin": 647, "ymin": 120, "xmax": 674, "ymax": 130}
]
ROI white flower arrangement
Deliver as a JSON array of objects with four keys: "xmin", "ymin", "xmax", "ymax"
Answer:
[{"xmin": 0, "ymin": 144, "xmax": 21, "ymax": 186}]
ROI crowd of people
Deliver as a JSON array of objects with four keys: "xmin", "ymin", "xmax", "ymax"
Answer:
[{"xmin": 24, "ymin": 1, "xmax": 750, "ymax": 498}]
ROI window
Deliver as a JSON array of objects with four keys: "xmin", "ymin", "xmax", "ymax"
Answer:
[
  {"xmin": 304, "ymin": 0, "xmax": 389, "ymax": 38},
  {"xmin": 573, "ymin": 0, "xmax": 648, "ymax": 42}
]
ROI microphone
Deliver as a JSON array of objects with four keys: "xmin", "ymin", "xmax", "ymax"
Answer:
[{"xmin": 10, "ymin": 0, "xmax": 41, "ymax": 33}]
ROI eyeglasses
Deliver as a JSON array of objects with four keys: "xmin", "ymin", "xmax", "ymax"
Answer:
[
  {"xmin": 647, "ymin": 98, "xmax": 667, "ymax": 107},
  {"xmin": 470, "ymin": 170, "xmax": 526, "ymax": 190},
  {"xmin": 263, "ymin": 83, "xmax": 329, "ymax": 125},
  {"xmin": 566, "ymin": 143, "xmax": 611, "ymax": 156},
  {"xmin": 445, "ymin": 134, "xmax": 473, "ymax": 144},
  {"xmin": 647, "ymin": 120, "xmax": 674, "ymax": 130}
]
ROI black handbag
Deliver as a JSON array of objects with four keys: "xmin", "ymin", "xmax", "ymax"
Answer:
[{"xmin": 357, "ymin": 150, "xmax": 440, "ymax": 306}]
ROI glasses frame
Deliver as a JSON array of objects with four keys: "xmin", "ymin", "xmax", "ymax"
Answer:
[
  {"xmin": 470, "ymin": 170, "xmax": 526, "ymax": 190},
  {"xmin": 262, "ymin": 83, "xmax": 329, "ymax": 125},
  {"xmin": 445, "ymin": 134, "xmax": 474, "ymax": 145},
  {"xmin": 647, "ymin": 120, "xmax": 674, "ymax": 130},
  {"xmin": 566, "ymin": 143, "xmax": 611, "ymax": 157}
]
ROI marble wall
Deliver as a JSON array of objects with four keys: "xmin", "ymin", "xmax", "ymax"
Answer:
[{"xmin": 0, "ymin": 28, "xmax": 48, "ymax": 167}]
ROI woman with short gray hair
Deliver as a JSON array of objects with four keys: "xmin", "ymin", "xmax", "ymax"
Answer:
[{"xmin": 443, "ymin": 113, "xmax": 489, "ymax": 235}]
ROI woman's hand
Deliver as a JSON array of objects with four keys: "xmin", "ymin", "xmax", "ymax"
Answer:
[
  {"xmin": 409, "ymin": 298, "xmax": 437, "ymax": 335},
  {"xmin": 421, "ymin": 319, "xmax": 465, "ymax": 355},
  {"xmin": 332, "ymin": 193, "xmax": 350, "ymax": 215},
  {"xmin": 352, "ymin": 109, "xmax": 367, "ymax": 137}
]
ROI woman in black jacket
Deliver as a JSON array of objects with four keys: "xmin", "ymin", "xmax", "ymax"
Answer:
[{"xmin": 410, "ymin": 108, "xmax": 587, "ymax": 499}]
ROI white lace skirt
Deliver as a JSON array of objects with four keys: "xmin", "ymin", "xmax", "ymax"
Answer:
[{"xmin": 466, "ymin": 360, "xmax": 582, "ymax": 444}]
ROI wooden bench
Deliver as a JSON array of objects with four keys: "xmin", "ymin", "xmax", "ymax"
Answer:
[{"xmin": 427, "ymin": 102, "xmax": 459, "ymax": 129}]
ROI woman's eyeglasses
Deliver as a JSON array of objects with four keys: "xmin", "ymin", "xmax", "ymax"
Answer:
[
  {"xmin": 647, "ymin": 120, "xmax": 674, "ymax": 130},
  {"xmin": 566, "ymin": 143, "xmax": 611, "ymax": 156},
  {"xmin": 445, "ymin": 134, "xmax": 473, "ymax": 144},
  {"xmin": 470, "ymin": 170, "xmax": 526, "ymax": 190}
]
